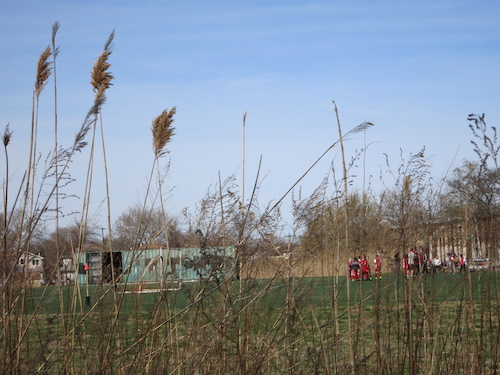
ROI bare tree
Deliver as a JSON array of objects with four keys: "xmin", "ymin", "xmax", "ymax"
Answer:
[
  {"xmin": 380, "ymin": 148, "xmax": 431, "ymax": 254},
  {"xmin": 31, "ymin": 219, "xmax": 100, "ymax": 284},
  {"xmin": 445, "ymin": 114, "xmax": 499, "ymax": 259},
  {"xmin": 113, "ymin": 204, "xmax": 182, "ymax": 250}
]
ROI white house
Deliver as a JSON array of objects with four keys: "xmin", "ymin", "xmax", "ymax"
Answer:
[{"xmin": 17, "ymin": 252, "xmax": 45, "ymax": 286}]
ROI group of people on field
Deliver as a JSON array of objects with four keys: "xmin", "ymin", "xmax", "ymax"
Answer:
[
  {"xmin": 348, "ymin": 255, "xmax": 382, "ymax": 281},
  {"xmin": 394, "ymin": 249, "xmax": 467, "ymax": 277},
  {"xmin": 430, "ymin": 251, "xmax": 468, "ymax": 274},
  {"xmin": 348, "ymin": 250, "xmax": 468, "ymax": 281}
]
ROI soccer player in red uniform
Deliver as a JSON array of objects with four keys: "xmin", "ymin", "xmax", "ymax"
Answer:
[{"xmin": 361, "ymin": 256, "xmax": 372, "ymax": 280}]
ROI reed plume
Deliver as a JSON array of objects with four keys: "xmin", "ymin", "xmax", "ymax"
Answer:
[
  {"xmin": 35, "ymin": 46, "xmax": 52, "ymax": 97},
  {"xmin": 73, "ymin": 31, "xmax": 115, "ymax": 153},
  {"xmin": 152, "ymin": 107, "xmax": 176, "ymax": 157},
  {"xmin": 90, "ymin": 31, "xmax": 114, "ymax": 107},
  {"xmin": 2, "ymin": 123, "xmax": 12, "ymax": 220},
  {"xmin": 51, "ymin": 22, "xmax": 60, "ymax": 58},
  {"xmin": 2, "ymin": 124, "xmax": 12, "ymax": 147},
  {"xmin": 130, "ymin": 107, "xmax": 176, "ymax": 252}
]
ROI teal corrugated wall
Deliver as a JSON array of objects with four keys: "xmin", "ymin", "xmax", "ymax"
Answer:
[{"xmin": 77, "ymin": 246, "xmax": 235, "ymax": 284}]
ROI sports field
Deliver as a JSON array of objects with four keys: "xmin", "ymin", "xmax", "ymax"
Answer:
[
  {"xmin": 12, "ymin": 270, "xmax": 500, "ymax": 374},
  {"xmin": 23, "ymin": 270, "xmax": 500, "ymax": 314}
]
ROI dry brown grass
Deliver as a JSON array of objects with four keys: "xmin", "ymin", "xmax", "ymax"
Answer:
[
  {"xmin": 90, "ymin": 33, "xmax": 114, "ymax": 92},
  {"xmin": 241, "ymin": 249, "xmax": 339, "ymax": 280},
  {"xmin": 152, "ymin": 107, "xmax": 176, "ymax": 157},
  {"xmin": 35, "ymin": 46, "xmax": 52, "ymax": 97},
  {"xmin": 90, "ymin": 31, "xmax": 114, "ymax": 109},
  {"xmin": 2, "ymin": 124, "xmax": 12, "ymax": 147}
]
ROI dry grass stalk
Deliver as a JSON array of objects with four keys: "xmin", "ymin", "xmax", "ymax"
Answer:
[
  {"xmin": 152, "ymin": 107, "xmax": 176, "ymax": 157},
  {"xmin": 90, "ymin": 31, "xmax": 114, "ymax": 107},
  {"xmin": 128, "ymin": 107, "xmax": 176, "ymax": 255},
  {"xmin": 35, "ymin": 46, "xmax": 52, "ymax": 97},
  {"xmin": 90, "ymin": 34, "xmax": 114, "ymax": 91},
  {"xmin": 3, "ymin": 124, "xmax": 12, "ymax": 147},
  {"xmin": 2, "ymin": 123, "xmax": 12, "ymax": 284},
  {"xmin": 72, "ymin": 31, "xmax": 114, "ymax": 154},
  {"xmin": 51, "ymin": 22, "xmax": 60, "ymax": 58}
]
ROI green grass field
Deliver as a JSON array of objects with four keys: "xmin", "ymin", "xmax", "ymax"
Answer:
[
  {"xmin": 22, "ymin": 270, "xmax": 500, "ymax": 315},
  {"xmin": 11, "ymin": 270, "xmax": 500, "ymax": 374}
]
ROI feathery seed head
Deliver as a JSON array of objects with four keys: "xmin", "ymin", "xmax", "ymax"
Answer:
[
  {"xmin": 90, "ymin": 51, "xmax": 113, "ymax": 92},
  {"xmin": 90, "ymin": 31, "xmax": 114, "ymax": 113},
  {"xmin": 3, "ymin": 124, "xmax": 12, "ymax": 147},
  {"xmin": 52, "ymin": 22, "xmax": 60, "ymax": 57},
  {"xmin": 90, "ymin": 31, "xmax": 114, "ymax": 93},
  {"xmin": 152, "ymin": 107, "xmax": 176, "ymax": 157},
  {"xmin": 73, "ymin": 32, "xmax": 115, "ymax": 154},
  {"xmin": 35, "ymin": 46, "xmax": 52, "ymax": 97}
]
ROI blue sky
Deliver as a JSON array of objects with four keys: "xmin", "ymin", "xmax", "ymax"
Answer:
[{"xmin": 1, "ymin": 0, "xmax": 499, "ymax": 230}]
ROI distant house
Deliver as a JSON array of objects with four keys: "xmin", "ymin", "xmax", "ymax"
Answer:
[
  {"xmin": 75, "ymin": 244, "xmax": 236, "ymax": 285},
  {"xmin": 17, "ymin": 252, "xmax": 45, "ymax": 286}
]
